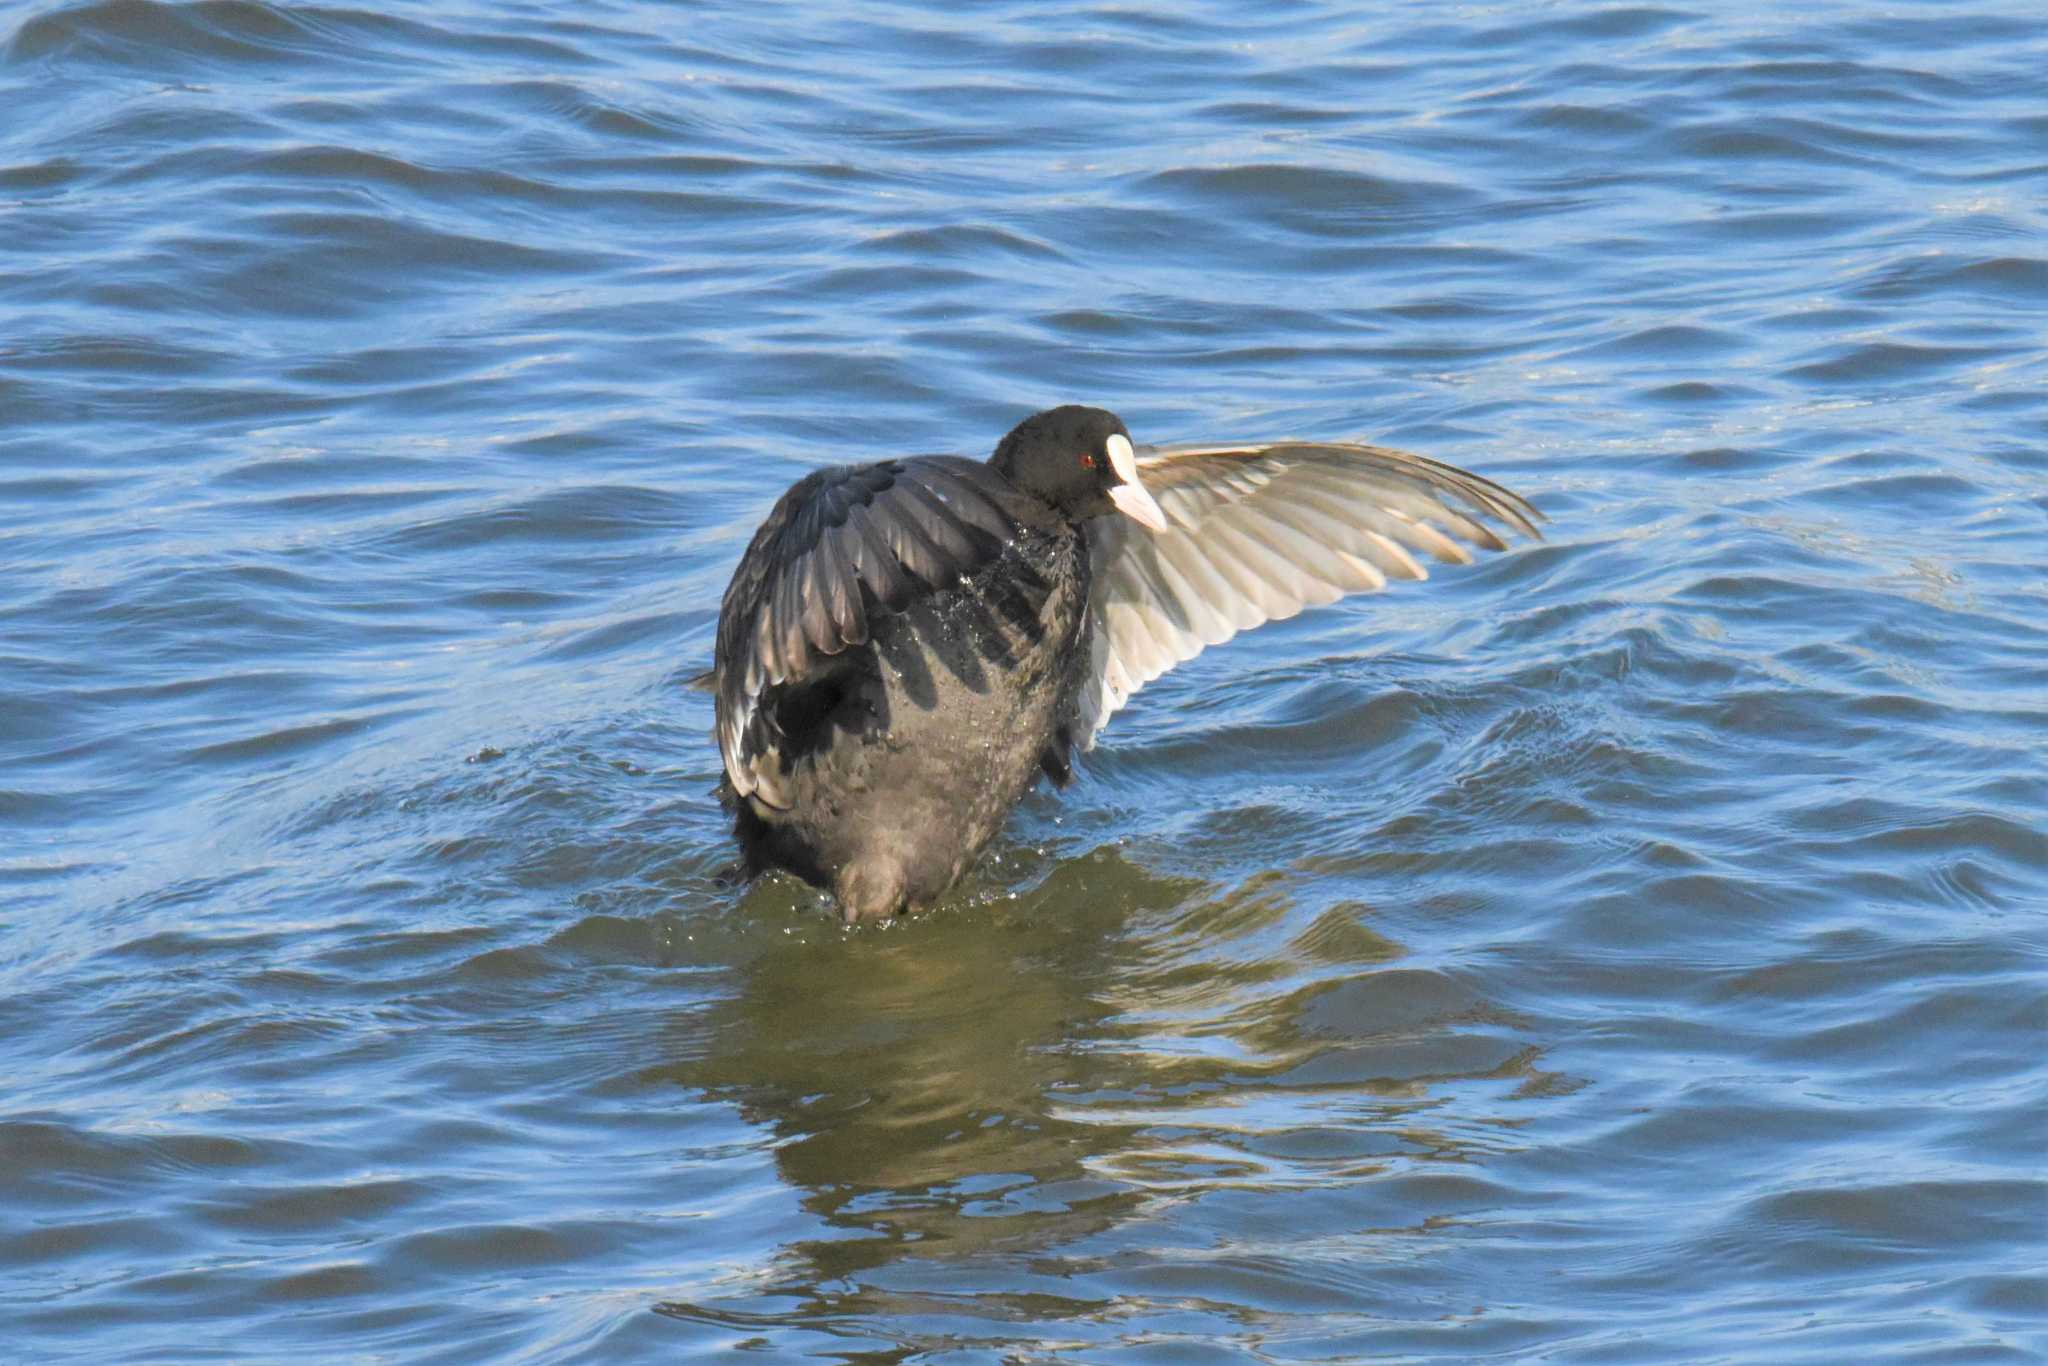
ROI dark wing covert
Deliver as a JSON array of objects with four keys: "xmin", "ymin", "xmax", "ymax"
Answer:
[{"xmin": 714, "ymin": 456, "xmax": 1025, "ymax": 805}]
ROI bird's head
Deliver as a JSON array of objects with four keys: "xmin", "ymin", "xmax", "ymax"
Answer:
[{"xmin": 990, "ymin": 405, "xmax": 1167, "ymax": 532}]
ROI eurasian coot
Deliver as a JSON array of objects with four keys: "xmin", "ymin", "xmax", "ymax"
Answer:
[{"xmin": 705, "ymin": 405, "xmax": 1540, "ymax": 921}]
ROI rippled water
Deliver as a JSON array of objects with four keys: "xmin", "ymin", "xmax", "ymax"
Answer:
[{"xmin": 4, "ymin": 0, "xmax": 2045, "ymax": 1358}]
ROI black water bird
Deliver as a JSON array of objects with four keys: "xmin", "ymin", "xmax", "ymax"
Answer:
[{"xmin": 704, "ymin": 405, "xmax": 1541, "ymax": 921}]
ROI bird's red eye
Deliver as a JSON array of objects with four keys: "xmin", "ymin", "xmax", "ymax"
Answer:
[{"xmin": 1078, "ymin": 452, "xmax": 1094, "ymax": 468}]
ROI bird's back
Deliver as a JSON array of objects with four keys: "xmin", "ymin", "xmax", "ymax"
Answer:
[{"xmin": 713, "ymin": 456, "xmax": 1091, "ymax": 915}]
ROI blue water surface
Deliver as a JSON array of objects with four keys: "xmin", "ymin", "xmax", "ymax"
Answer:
[{"xmin": 2, "ymin": 0, "xmax": 2044, "ymax": 1359}]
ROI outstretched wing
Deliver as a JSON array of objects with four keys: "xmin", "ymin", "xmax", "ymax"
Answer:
[
  {"xmin": 714, "ymin": 456, "xmax": 1028, "ymax": 806},
  {"xmin": 1077, "ymin": 439, "xmax": 1542, "ymax": 745}
]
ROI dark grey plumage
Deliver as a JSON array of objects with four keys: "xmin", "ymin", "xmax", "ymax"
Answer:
[{"xmin": 705, "ymin": 405, "xmax": 1542, "ymax": 922}]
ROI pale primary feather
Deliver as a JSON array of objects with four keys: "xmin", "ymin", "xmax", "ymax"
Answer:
[{"xmin": 1076, "ymin": 439, "xmax": 1542, "ymax": 745}]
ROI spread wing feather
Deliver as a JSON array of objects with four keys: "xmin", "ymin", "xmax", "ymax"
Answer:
[
  {"xmin": 1077, "ymin": 440, "xmax": 1541, "ymax": 746},
  {"xmin": 713, "ymin": 456, "xmax": 1025, "ymax": 805}
]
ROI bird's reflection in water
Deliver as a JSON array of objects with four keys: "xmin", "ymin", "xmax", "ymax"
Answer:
[
  {"xmin": 653, "ymin": 845, "xmax": 1557, "ymax": 1334},
  {"xmin": 658, "ymin": 848, "xmax": 1181, "ymax": 1280}
]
